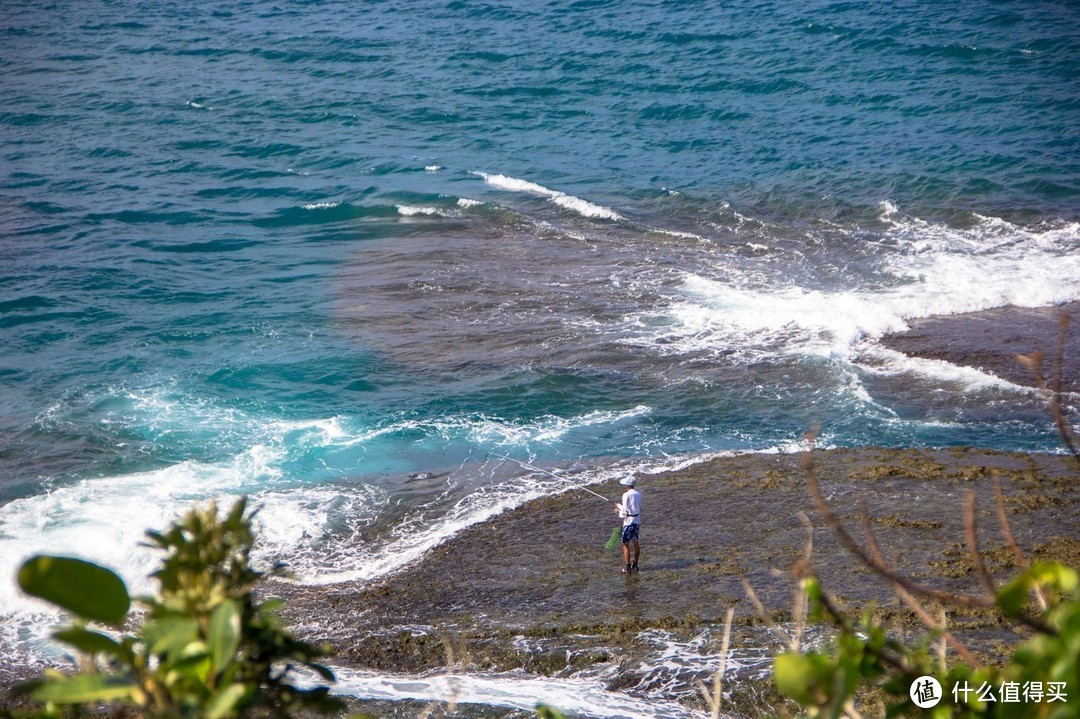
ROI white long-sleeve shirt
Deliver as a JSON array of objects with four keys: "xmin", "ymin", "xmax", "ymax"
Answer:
[{"xmin": 618, "ymin": 488, "xmax": 641, "ymax": 527}]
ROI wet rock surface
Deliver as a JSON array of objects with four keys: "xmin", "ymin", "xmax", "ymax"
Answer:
[
  {"xmin": 5, "ymin": 302, "xmax": 1079, "ymax": 716},
  {"xmin": 880, "ymin": 302, "xmax": 1079, "ymax": 391},
  {"xmin": 279, "ymin": 447, "xmax": 1079, "ymax": 714}
]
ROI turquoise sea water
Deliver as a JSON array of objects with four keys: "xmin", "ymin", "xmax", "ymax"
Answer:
[{"xmin": 2, "ymin": 0, "xmax": 1079, "ymax": 712}]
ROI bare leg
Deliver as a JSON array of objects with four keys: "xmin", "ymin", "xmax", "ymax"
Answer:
[{"xmin": 632, "ymin": 540, "xmax": 640, "ymax": 566}]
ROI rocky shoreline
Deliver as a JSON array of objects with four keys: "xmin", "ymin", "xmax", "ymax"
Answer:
[
  {"xmin": 276, "ymin": 445, "xmax": 1078, "ymax": 716},
  {"xmin": 272, "ymin": 302, "xmax": 1079, "ymax": 716},
  {"xmin": 880, "ymin": 302, "xmax": 1078, "ymax": 392},
  {"xmin": 3, "ymin": 303, "xmax": 1077, "ymax": 717}
]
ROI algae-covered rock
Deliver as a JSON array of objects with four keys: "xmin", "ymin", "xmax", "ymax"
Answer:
[{"xmin": 274, "ymin": 447, "xmax": 1078, "ymax": 716}]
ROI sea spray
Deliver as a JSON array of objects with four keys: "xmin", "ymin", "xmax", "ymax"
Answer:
[{"xmin": 4, "ymin": 0, "xmax": 1079, "ymax": 713}]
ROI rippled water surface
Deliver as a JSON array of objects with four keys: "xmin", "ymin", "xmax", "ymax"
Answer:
[{"xmin": 2, "ymin": 0, "xmax": 1078, "ymax": 713}]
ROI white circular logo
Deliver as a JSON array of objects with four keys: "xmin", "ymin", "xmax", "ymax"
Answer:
[{"xmin": 910, "ymin": 676, "xmax": 942, "ymax": 708}]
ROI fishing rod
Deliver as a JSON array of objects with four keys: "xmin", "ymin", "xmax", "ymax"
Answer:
[
  {"xmin": 490, "ymin": 453, "xmax": 611, "ymax": 503},
  {"xmin": 493, "ymin": 453, "xmax": 626, "ymax": 553}
]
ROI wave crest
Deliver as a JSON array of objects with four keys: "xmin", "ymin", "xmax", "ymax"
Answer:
[{"xmin": 473, "ymin": 172, "xmax": 623, "ymax": 220}]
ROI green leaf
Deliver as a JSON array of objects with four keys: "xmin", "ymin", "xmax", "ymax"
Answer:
[
  {"xmin": 536, "ymin": 705, "xmax": 568, "ymax": 719},
  {"xmin": 143, "ymin": 615, "xmax": 200, "ymax": 658},
  {"xmin": 997, "ymin": 573, "xmax": 1032, "ymax": 618},
  {"xmin": 52, "ymin": 627, "xmax": 128, "ymax": 661},
  {"xmin": 31, "ymin": 675, "xmax": 139, "ymax": 704},
  {"xmin": 165, "ymin": 653, "xmax": 212, "ymax": 684},
  {"xmin": 773, "ymin": 652, "xmax": 828, "ymax": 705},
  {"xmin": 208, "ymin": 599, "xmax": 241, "ymax": 675},
  {"xmin": 225, "ymin": 497, "xmax": 248, "ymax": 529},
  {"xmin": 18, "ymin": 555, "xmax": 130, "ymax": 625},
  {"xmin": 205, "ymin": 683, "xmax": 249, "ymax": 719},
  {"xmin": 1032, "ymin": 561, "xmax": 1079, "ymax": 594}
]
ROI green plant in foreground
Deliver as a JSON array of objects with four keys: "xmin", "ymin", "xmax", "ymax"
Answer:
[
  {"xmin": 770, "ymin": 416, "xmax": 1080, "ymax": 717},
  {"xmin": 15, "ymin": 498, "xmax": 342, "ymax": 719},
  {"xmin": 774, "ymin": 564, "xmax": 1080, "ymax": 718}
]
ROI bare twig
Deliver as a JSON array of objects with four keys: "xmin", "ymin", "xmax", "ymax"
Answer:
[
  {"xmin": 1051, "ymin": 312, "xmax": 1079, "ymax": 460},
  {"xmin": 1016, "ymin": 311, "xmax": 1078, "ymax": 460},
  {"xmin": 798, "ymin": 511, "xmax": 815, "ymax": 568},
  {"xmin": 741, "ymin": 578, "xmax": 795, "ymax": 650},
  {"xmin": 993, "ymin": 474, "xmax": 1028, "ymax": 569},
  {"xmin": 812, "ymin": 586, "xmax": 909, "ymax": 673},
  {"xmin": 993, "ymin": 473, "xmax": 1047, "ymax": 611},
  {"xmin": 697, "ymin": 607, "xmax": 736, "ymax": 719},
  {"xmin": 964, "ymin": 491, "xmax": 997, "ymax": 598},
  {"xmin": 802, "ymin": 426, "xmax": 994, "ymax": 610},
  {"xmin": 857, "ymin": 498, "xmax": 984, "ymax": 668},
  {"xmin": 807, "ymin": 426, "xmax": 1056, "ymax": 637},
  {"xmin": 417, "ymin": 631, "xmax": 470, "ymax": 718},
  {"xmin": 791, "ymin": 512, "xmax": 815, "ymax": 651},
  {"xmin": 936, "ymin": 606, "xmax": 948, "ymax": 674},
  {"xmin": 842, "ymin": 698, "xmax": 865, "ymax": 719}
]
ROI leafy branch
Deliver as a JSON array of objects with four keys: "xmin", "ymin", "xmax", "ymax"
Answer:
[{"xmin": 14, "ymin": 498, "xmax": 342, "ymax": 719}]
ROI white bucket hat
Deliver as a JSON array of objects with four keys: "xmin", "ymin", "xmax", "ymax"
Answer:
[{"xmin": 619, "ymin": 475, "xmax": 636, "ymax": 487}]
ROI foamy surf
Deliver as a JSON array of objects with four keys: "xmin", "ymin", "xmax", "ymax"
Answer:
[
  {"xmin": 0, "ymin": 452, "xmax": 386, "ymax": 617},
  {"xmin": 857, "ymin": 344, "xmax": 1030, "ymax": 392},
  {"xmin": 298, "ymin": 453, "xmax": 649, "ymax": 586},
  {"xmin": 394, "ymin": 205, "xmax": 446, "ymax": 217},
  {"xmin": 473, "ymin": 172, "xmax": 624, "ymax": 220},
  {"xmin": 330, "ymin": 667, "xmax": 702, "ymax": 719},
  {"xmin": 619, "ymin": 211, "xmax": 1080, "ymax": 373},
  {"xmin": 625, "ymin": 628, "xmax": 775, "ymax": 703},
  {"xmin": 0, "ymin": 394, "xmax": 675, "ymax": 660},
  {"xmin": 8, "ymin": 4, "xmax": 1080, "ymax": 717}
]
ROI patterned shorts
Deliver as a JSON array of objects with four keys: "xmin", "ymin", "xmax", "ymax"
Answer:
[{"xmin": 621, "ymin": 523, "xmax": 640, "ymax": 544}]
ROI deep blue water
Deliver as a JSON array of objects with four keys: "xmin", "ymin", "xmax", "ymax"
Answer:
[{"xmin": 2, "ymin": 0, "xmax": 1079, "ymax": 708}]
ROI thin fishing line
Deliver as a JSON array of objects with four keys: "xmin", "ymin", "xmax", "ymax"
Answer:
[{"xmin": 491, "ymin": 453, "xmax": 611, "ymax": 503}]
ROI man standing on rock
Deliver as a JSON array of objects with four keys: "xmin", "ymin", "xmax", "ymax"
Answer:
[{"xmin": 615, "ymin": 475, "xmax": 641, "ymax": 574}]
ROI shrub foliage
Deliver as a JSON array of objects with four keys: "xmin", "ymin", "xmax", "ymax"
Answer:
[{"xmin": 16, "ymin": 498, "xmax": 341, "ymax": 719}]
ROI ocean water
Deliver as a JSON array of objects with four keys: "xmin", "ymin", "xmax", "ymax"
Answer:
[{"xmin": 2, "ymin": 0, "xmax": 1079, "ymax": 713}]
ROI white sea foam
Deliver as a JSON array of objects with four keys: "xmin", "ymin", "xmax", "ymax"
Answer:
[
  {"xmin": 473, "ymin": 172, "xmax": 623, "ymax": 220},
  {"xmin": 878, "ymin": 199, "xmax": 899, "ymax": 219},
  {"xmin": 1, "ymin": 387, "xmax": 388, "ymax": 658},
  {"xmin": 301, "ymin": 201, "xmax": 341, "ymax": 210},
  {"xmin": 466, "ymin": 406, "xmax": 651, "ymax": 446},
  {"xmin": 0, "ymin": 443, "xmax": 293, "ymax": 599},
  {"xmin": 879, "ymin": 216, "xmax": 1080, "ymax": 312},
  {"xmin": 330, "ymin": 667, "xmax": 701, "ymax": 719},
  {"xmin": 424, "ymin": 164, "xmax": 441, "ymax": 172},
  {"xmin": 299, "ymin": 442, "xmax": 807, "ymax": 587},
  {"xmin": 395, "ymin": 205, "xmax": 444, "ymax": 217},
  {"xmin": 0, "ymin": 392, "xmax": 667, "ymax": 657},
  {"xmin": 622, "ymin": 214, "xmax": 1080, "ymax": 377},
  {"xmin": 302, "ymin": 480, "xmax": 548, "ymax": 585},
  {"xmin": 652, "ymin": 227, "xmax": 712, "ymax": 242},
  {"xmin": 0, "ymin": 404, "xmax": 819, "ymax": 679},
  {"xmin": 324, "ymin": 622, "xmax": 793, "ymax": 717},
  {"xmin": 858, "ymin": 344, "xmax": 1026, "ymax": 391},
  {"xmin": 631, "ymin": 277, "xmax": 908, "ymax": 361},
  {"xmin": 456, "ymin": 197, "xmax": 483, "ymax": 208},
  {"xmin": 628, "ymin": 628, "xmax": 775, "ymax": 701},
  {"xmin": 0, "ymin": 470, "xmax": 389, "ymax": 664}
]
